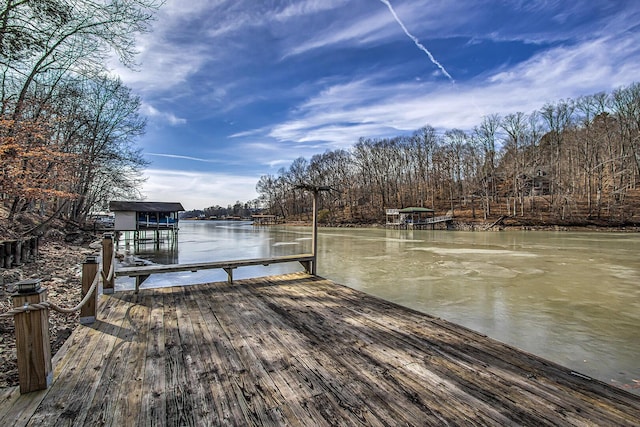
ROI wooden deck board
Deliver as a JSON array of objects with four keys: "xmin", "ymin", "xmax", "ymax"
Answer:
[
  {"xmin": 1, "ymin": 272, "xmax": 639, "ymax": 426},
  {"xmin": 138, "ymin": 288, "xmax": 167, "ymax": 427}
]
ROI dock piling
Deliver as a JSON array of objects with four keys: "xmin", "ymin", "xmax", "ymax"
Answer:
[
  {"xmin": 12, "ymin": 281, "xmax": 53, "ymax": 394},
  {"xmin": 102, "ymin": 233, "xmax": 115, "ymax": 294},
  {"xmin": 80, "ymin": 256, "xmax": 98, "ymax": 324}
]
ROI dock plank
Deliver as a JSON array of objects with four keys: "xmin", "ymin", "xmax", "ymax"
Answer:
[
  {"xmin": 174, "ymin": 285, "xmax": 218, "ymax": 421},
  {"xmin": 23, "ymin": 293, "xmax": 132, "ymax": 427},
  {"xmin": 110, "ymin": 293, "xmax": 152, "ymax": 427},
  {"xmin": 162, "ymin": 285, "xmax": 199, "ymax": 426},
  {"xmin": 138, "ymin": 288, "xmax": 166, "ymax": 427},
  {"xmin": 81, "ymin": 293, "xmax": 145, "ymax": 426},
  {"xmin": 1, "ymin": 272, "xmax": 639, "ymax": 426}
]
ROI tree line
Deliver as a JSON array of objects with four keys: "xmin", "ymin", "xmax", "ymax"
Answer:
[
  {"xmin": 0, "ymin": 0, "xmax": 160, "ymax": 230},
  {"xmin": 256, "ymin": 84, "xmax": 640, "ymax": 225},
  {"xmin": 183, "ymin": 201, "xmax": 260, "ymax": 220}
]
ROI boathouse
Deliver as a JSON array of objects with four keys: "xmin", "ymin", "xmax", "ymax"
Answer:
[
  {"xmin": 386, "ymin": 207, "xmax": 453, "ymax": 229},
  {"xmin": 109, "ymin": 201, "xmax": 184, "ymax": 246},
  {"xmin": 386, "ymin": 207, "xmax": 435, "ymax": 226},
  {"xmin": 251, "ymin": 214, "xmax": 280, "ymax": 225}
]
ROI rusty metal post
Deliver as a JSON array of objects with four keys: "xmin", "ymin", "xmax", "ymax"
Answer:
[
  {"xmin": 12, "ymin": 280, "xmax": 52, "ymax": 394},
  {"xmin": 102, "ymin": 233, "xmax": 115, "ymax": 294},
  {"xmin": 80, "ymin": 256, "xmax": 98, "ymax": 324}
]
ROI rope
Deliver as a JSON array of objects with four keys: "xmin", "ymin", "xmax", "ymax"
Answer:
[
  {"xmin": 101, "ymin": 252, "xmax": 116, "ymax": 283},
  {"xmin": 0, "ymin": 263, "xmax": 101, "ymax": 318},
  {"xmin": 1, "ymin": 243, "xmax": 119, "ymax": 319}
]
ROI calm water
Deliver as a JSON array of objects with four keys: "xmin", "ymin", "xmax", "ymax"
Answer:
[{"xmin": 117, "ymin": 220, "xmax": 640, "ymax": 394}]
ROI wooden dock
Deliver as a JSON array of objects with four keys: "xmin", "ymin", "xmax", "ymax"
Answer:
[{"xmin": 1, "ymin": 272, "xmax": 639, "ymax": 426}]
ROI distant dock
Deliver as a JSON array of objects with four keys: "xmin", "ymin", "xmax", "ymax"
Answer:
[{"xmin": 1, "ymin": 272, "xmax": 639, "ymax": 425}]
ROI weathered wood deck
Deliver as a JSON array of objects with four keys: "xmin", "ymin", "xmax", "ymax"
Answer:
[{"xmin": 1, "ymin": 272, "xmax": 639, "ymax": 426}]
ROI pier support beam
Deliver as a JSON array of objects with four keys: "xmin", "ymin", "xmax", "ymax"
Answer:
[{"xmin": 224, "ymin": 267, "xmax": 234, "ymax": 284}]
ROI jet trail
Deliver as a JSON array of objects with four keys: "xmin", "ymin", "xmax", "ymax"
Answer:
[{"xmin": 379, "ymin": 0, "xmax": 454, "ymax": 83}]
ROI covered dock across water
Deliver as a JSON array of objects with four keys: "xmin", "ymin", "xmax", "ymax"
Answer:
[
  {"xmin": 109, "ymin": 201, "xmax": 184, "ymax": 248},
  {"xmin": 386, "ymin": 207, "xmax": 452, "ymax": 229},
  {"xmin": 1, "ymin": 272, "xmax": 639, "ymax": 426}
]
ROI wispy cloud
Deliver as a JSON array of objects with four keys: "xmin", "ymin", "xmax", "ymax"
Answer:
[
  {"xmin": 267, "ymin": 31, "xmax": 640, "ymax": 147},
  {"xmin": 282, "ymin": 9, "xmax": 391, "ymax": 58},
  {"xmin": 140, "ymin": 104, "xmax": 187, "ymax": 125},
  {"xmin": 271, "ymin": 0, "xmax": 348, "ymax": 21},
  {"xmin": 146, "ymin": 153, "xmax": 220, "ymax": 163}
]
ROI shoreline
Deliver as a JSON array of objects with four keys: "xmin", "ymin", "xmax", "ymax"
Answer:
[{"xmin": 276, "ymin": 220, "xmax": 640, "ymax": 232}]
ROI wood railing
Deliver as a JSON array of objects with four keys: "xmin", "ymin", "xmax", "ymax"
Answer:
[
  {"xmin": 117, "ymin": 254, "xmax": 315, "ymax": 293},
  {"xmin": 423, "ymin": 215, "xmax": 453, "ymax": 224}
]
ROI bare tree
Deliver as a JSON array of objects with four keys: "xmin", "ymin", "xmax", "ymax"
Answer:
[
  {"xmin": 474, "ymin": 114, "xmax": 501, "ymax": 217},
  {"xmin": 1, "ymin": 0, "xmax": 161, "ymax": 224},
  {"xmin": 501, "ymin": 112, "xmax": 528, "ymax": 216}
]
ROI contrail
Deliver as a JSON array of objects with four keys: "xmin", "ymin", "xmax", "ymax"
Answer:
[{"xmin": 379, "ymin": 0, "xmax": 454, "ymax": 83}]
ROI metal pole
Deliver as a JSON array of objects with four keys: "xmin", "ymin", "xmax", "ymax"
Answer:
[
  {"xmin": 312, "ymin": 190, "xmax": 318, "ymax": 275},
  {"xmin": 295, "ymin": 183, "xmax": 331, "ymax": 276}
]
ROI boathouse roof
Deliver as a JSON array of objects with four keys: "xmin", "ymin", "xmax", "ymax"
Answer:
[
  {"xmin": 108, "ymin": 201, "xmax": 185, "ymax": 212},
  {"xmin": 398, "ymin": 207, "xmax": 435, "ymax": 213}
]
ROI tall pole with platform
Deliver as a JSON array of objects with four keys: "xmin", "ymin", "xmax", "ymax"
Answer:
[{"xmin": 295, "ymin": 184, "xmax": 332, "ymax": 275}]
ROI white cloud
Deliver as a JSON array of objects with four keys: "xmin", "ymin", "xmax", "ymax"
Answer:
[
  {"xmin": 271, "ymin": 0, "xmax": 348, "ymax": 21},
  {"xmin": 146, "ymin": 153, "xmax": 220, "ymax": 163},
  {"xmin": 141, "ymin": 103, "xmax": 187, "ymax": 125},
  {"xmin": 267, "ymin": 31, "xmax": 640, "ymax": 146},
  {"xmin": 141, "ymin": 169, "xmax": 260, "ymax": 210},
  {"xmin": 108, "ymin": 0, "xmax": 221, "ymax": 95},
  {"xmin": 283, "ymin": 9, "xmax": 391, "ymax": 58}
]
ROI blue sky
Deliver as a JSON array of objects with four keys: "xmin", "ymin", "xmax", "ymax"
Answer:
[{"xmin": 110, "ymin": 0, "xmax": 640, "ymax": 210}]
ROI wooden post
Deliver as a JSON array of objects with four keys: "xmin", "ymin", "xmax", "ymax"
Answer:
[
  {"xmin": 223, "ymin": 267, "xmax": 234, "ymax": 284},
  {"xmin": 21, "ymin": 239, "xmax": 29, "ymax": 263},
  {"xmin": 29, "ymin": 236, "xmax": 38, "ymax": 260},
  {"xmin": 80, "ymin": 256, "xmax": 98, "ymax": 324},
  {"xmin": 3, "ymin": 241, "xmax": 12, "ymax": 267},
  {"xmin": 102, "ymin": 233, "xmax": 115, "ymax": 294},
  {"xmin": 6, "ymin": 241, "xmax": 15, "ymax": 267},
  {"xmin": 13, "ymin": 284, "xmax": 52, "ymax": 394}
]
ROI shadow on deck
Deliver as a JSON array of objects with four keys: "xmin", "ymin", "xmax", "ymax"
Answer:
[{"xmin": 1, "ymin": 272, "xmax": 639, "ymax": 426}]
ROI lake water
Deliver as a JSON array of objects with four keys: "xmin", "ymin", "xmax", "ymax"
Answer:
[{"xmin": 116, "ymin": 220, "xmax": 640, "ymax": 394}]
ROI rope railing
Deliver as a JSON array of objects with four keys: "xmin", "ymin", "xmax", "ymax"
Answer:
[
  {"xmin": 2, "ymin": 236, "xmax": 117, "ymax": 393},
  {"xmin": 101, "ymin": 253, "xmax": 116, "ymax": 283},
  {"xmin": 0, "ymin": 264, "xmax": 100, "ymax": 318},
  {"xmin": 0, "ymin": 245, "xmax": 116, "ymax": 319}
]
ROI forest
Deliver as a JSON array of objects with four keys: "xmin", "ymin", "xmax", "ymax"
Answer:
[
  {"xmin": 0, "ymin": 0, "xmax": 160, "ymax": 232},
  {"xmin": 256, "ymin": 84, "xmax": 640, "ymax": 226}
]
